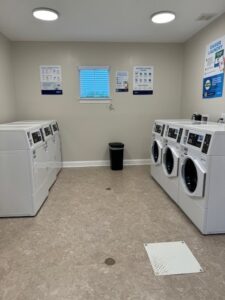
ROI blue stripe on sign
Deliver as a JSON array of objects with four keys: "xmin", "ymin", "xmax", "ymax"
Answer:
[{"xmin": 42, "ymin": 90, "xmax": 63, "ymax": 95}]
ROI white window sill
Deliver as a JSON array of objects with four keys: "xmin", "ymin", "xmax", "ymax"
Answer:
[{"xmin": 79, "ymin": 99, "xmax": 111, "ymax": 104}]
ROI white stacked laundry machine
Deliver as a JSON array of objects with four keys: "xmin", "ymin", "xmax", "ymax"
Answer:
[
  {"xmin": 0, "ymin": 124, "xmax": 49, "ymax": 216},
  {"xmin": 11, "ymin": 120, "xmax": 62, "ymax": 186},
  {"xmin": 0, "ymin": 120, "xmax": 62, "ymax": 217}
]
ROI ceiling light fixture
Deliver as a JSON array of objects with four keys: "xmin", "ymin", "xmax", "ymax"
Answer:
[
  {"xmin": 151, "ymin": 11, "xmax": 175, "ymax": 24},
  {"xmin": 32, "ymin": 8, "xmax": 59, "ymax": 21}
]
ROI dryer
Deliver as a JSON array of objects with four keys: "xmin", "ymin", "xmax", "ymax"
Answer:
[
  {"xmin": 41, "ymin": 122, "xmax": 57, "ymax": 187},
  {"xmin": 150, "ymin": 120, "xmax": 166, "ymax": 187},
  {"xmin": 162, "ymin": 123, "xmax": 184, "ymax": 204},
  {"xmin": 10, "ymin": 120, "xmax": 61, "ymax": 187},
  {"xmin": 0, "ymin": 124, "xmax": 49, "ymax": 216},
  {"xmin": 158, "ymin": 120, "xmax": 216, "ymax": 204},
  {"xmin": 179, "ymin": 124, "xmax": 225, "ymax": 234},
  {"xmin": 151, "ymin": 119, "xmax": 200, "ymax": 189},
  {"xmin": 50, "ymin": 121, "xmax": 62, "ymax": 175}
]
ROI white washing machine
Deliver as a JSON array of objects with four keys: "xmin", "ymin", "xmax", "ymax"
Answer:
[
  {"xmin": 162, "ymin": 123, "xmax": 184, "ymax": 204},
  {"xmin": 10, "ymin": 120, "xmax": 61, "ymax": 187},
  {"xmin": 151, "ymin": 120, "xmax": 166, "ymax": 187},
  {"xmin": 0, "ymin": 124, "xmax": 49, "ymax": 216},
  {"xmin": 41, "ymin": 123, "xmax": 57, "ymax": 187},
  {"xmin": 179, "ymin": 124, "xmax": 225, "ymax": 234},
  {"xmin": 151, "ymin": 119, "xmax": 199, "ymax": 189},
  {"xmin": 50, "ymin": 121, "xmax": 62, "ymax": 175},
  {"xmin": 152, "ymin": 119, "xmax": 216, "ymax": 204}
]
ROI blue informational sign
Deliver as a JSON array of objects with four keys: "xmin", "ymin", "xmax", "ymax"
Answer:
[
  {"xmin": 203, "ymin": 73, "xmax": 224, "ymax": 99},
  {"xmin": 203, "ymin": 36, "xmax": 225, "ymax": 99}
]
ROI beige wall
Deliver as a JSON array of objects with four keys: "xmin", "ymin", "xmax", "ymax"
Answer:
[
  {"xmin": 12, "ymin": 42, "xmax": 183, "ymax": 161},
  {"xmin": 181, "ymin": 13, "xmax": 225, "ymax": 121},
  {"xmin": 0, "ymin": 33, "xmax": 15, "ymax": 122}
]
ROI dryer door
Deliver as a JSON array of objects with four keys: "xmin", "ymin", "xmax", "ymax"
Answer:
[
  {"xmin": 151, "ymin": 140, "xmax": 163, "ymax": 165},
  {"xmin": 181, "ymin": 157, "xmax": 206, "ymax": 198},
  {"xmin": 163, "ymin": 145, "xmax": 179, "ymax": 177}
]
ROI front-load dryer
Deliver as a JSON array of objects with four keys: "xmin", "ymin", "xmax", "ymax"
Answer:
[
  {"xmin": 162, "ymin": 124, "xmax": 184, "ymax": 204},
  {"xmin": 150, "ymin": 120, "xmax": 166, "ymax": 187},
  {"xmin": 151, "ymin": 119, "xmax": 198, "ymax": 191},
  {"xmin": 179, "ymin": 124, "xmax": 225, "ymax": 234}
]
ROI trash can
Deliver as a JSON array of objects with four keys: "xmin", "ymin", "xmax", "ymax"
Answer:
[{"xmin": 109, "ymin": 142, "xmax": 124, "ymax": 170}]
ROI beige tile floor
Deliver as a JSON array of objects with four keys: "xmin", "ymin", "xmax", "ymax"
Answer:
[{"xmin": 1, "ymin": 166, "xmax": 225, "ymax": 299}]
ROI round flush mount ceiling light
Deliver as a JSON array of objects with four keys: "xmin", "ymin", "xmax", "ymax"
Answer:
[
  {"xmin": 151, "ymin": 11, "xmax": 175, "ymax": 24},
  {"xmin": 32, "ymin": 8, "xmax": 59, "ymax": 21}
]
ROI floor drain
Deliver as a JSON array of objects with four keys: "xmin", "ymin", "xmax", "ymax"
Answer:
[
  {"xmin": 104, "ymin": 258, "xmax": 116, "ymax": 266},
  {"xmin": 106, "ymin": 187, "xmax": 111, "ymax": 191}
]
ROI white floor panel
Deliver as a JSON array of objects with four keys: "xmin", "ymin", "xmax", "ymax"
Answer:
[{"xmin": 144, "ymin": 241, "xmax": 203, "ymax": 276}]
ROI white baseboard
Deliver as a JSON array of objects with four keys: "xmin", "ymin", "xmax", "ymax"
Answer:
[{"xmin": 63, "ymin": 159, "xmax": 150, "ymax": 168}]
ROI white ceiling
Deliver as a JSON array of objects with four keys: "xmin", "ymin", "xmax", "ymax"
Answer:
[{"xmin": 0, "ymin": 0, "xmax": 225, "ymax": 42}]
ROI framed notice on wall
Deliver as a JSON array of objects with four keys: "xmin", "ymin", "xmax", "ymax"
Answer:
[
  {"xmin": 203, "ymin": 36, "xmax": 225, "ymax": 99},
  {"xmin": 116, "ymin": 71, "xmax": 129, "ymax": 92},
  {"xmin": 133, "ymin": 66, "xmax": 154, "ymax": 95},
  {"xmin": 40, "ymin": 65, "xmax": 63, "ymax": 95}
]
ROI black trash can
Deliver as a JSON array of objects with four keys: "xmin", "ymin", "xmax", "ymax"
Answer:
[{"xmin": 109, "ymin": 142, "xmax": 124, "ymax": 170}]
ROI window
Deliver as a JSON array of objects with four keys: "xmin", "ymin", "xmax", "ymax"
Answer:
[{"xmin": 79, "ymin": 66, "xmax": 110, "ymax": 102}]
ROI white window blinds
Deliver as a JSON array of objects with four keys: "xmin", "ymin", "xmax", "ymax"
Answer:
[{"xmin": 79, "ymin": 66, "xmax": 110, "ymax": 100}]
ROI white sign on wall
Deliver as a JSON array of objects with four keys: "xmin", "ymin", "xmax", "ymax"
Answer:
[
  {"xmin": 40, "ymin": 65, "xmax": 63, "ymax": 95},
  {"xmin": 133, "ymin": 66, "xmax": 154, "ymax": 95},
  {"xmin": 116, "ymin": 71, "xmax": 129, "ymax": 92}
]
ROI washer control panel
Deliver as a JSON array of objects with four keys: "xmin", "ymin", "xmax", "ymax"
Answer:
[
  {"xmin": 187, "ymin": 133, "xmax": 204, "ymax": 148},
  {"xmin": 202, "ymin": 134, "xmax": 211, "ymax": 154}
]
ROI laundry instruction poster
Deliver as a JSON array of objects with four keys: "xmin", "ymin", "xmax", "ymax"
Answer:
[
  {"xmin": 116, "ymin": 71, "xmax": 129, "ymax": 92},
  {"xmin": 203, "ymin": 36, "xmax": 225, "ymax": 99},
  {"xmin": 40, "ymin": 65, "xmax": 63, "ymax": 95},
  {"xmin": 133, "ymin": 66, "xmax": 153, "ymax": 95}
]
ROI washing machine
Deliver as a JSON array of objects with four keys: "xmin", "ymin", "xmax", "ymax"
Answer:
[
  {"xmin": 41, "ymin": 122, "xmax": 57, "ymax": 187},
  {"xmin": 151, "ymin": 119, "xmax": 200, "ymax": 189},
  {"xmin": 159, "ymin": 120, "xmax": 217, "ymax": 204},
  {"xmin": 10, "ymin": 121, "xmax": 59, "ymax": 188},
  {"xmin": 0, "ymin": 124, "xmax": 49, "ymax": 216},
  {"xmin": 179, "ymin": 124, "xmax": 225, "ymax": 234},
  {"xmin": 50, "ymin": 121, "xmax": 62, "ymax": 174},
  {"xmin": 150, "ymin": 120, "xmax": 166, "ymax": 187},
  {"xmin": 162, "ymin": 123, "xmax": 184, "ymax": 204}
]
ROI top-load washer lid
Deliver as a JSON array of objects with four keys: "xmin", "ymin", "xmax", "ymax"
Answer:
[
  {"xmin": 181, "ymin": 156, "xmax": 206, "ymax": 197},
  {"xmin": 163, "ymin": 146, "xmax": 179, "ymax": 177},
  {"xmin": 151, "ymin": 140, "xmax": 163, "ymax": 165}
]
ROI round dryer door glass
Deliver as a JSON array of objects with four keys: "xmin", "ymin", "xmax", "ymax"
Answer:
[
  {"xmin": 165, "ymin": 147, "xmax": 174, "ymax": 175},
  {"xmin": 152, "ymin": 141, "xmax": 159, "ymax": 163},
  {"xmin": 183, "ymin": 158, "xmax": 198, "ymax": 193}
]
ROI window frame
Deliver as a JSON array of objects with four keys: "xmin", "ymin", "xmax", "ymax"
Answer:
[{"xmin": 78, "ymin": 66, "xmax": 111, "ymax": 103}]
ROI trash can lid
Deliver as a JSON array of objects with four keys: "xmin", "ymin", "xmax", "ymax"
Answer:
[{"xmin": 109, "ymin": 142, "xmax": 124, "ymax": 148}]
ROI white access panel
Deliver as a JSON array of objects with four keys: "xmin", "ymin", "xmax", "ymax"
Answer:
[{"xmin": 144, "ymin": 241, "xmax": 203, "ymax": 276}]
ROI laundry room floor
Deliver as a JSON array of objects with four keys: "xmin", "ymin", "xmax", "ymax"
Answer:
[{"xmin": 1, "ymin": 166, "xmax": 225, "ymax": 300}]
